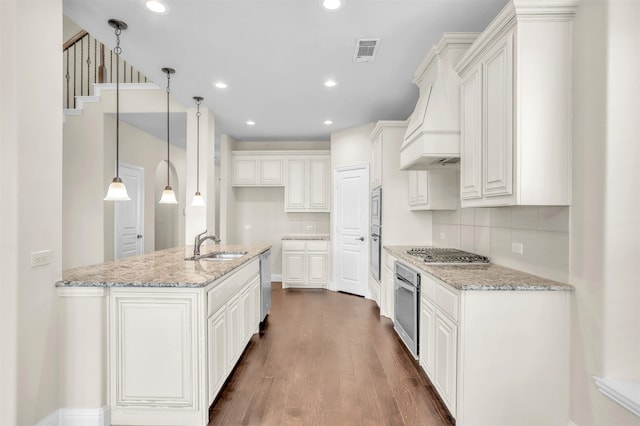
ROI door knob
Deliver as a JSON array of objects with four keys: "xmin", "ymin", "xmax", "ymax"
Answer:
[
  {"xmin": 356, "ymin": 236, "xmax": 365, "ymax": 241},
  {"xmin": 137, "ymin": 234, "xmax": 143, "ymax": 239}
]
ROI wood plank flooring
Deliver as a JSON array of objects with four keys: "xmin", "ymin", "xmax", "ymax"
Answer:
[{"xmin": 208, "ymin": 284, "xmax": 454, "ymax": 426}]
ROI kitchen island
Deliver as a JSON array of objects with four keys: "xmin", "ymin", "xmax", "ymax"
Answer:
[
  {"xmin": 384, "ymin": 246, "xmax": 574, "ymax": 426},
  {"xmin": 57, "ymin": 245, "xmax": 270, "ymax": 426}
]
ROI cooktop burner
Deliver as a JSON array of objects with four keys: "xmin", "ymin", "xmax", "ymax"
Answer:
[{"xmin": 406, "ymin": 247, "xmax": 490, "ymax": 264}]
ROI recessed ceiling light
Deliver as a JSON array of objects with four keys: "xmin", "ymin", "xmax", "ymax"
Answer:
[
  {"xmin": 145, "ymin": 0, "xmax": 168, "ymax": 14},
  {"xmin": 324, "ymin": 79, "xmax": 337, "ymax": 88},
  {"xmin": 324, "ymin": 120, "xmax": 333, "ymax": 125},
  {"xmin": 322, "ymin": 0, "xmax": 342, "ymax": 10},
  {"xmin": 214, "ymin": 81, "xmax": 228, "ymax": 89},
  {"xmin": 246, "ymin": 120, "xmax": 256, "ymax": 126}
]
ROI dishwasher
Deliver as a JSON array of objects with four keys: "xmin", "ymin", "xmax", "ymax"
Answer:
[{"xmin": 259, "ymin": 249, "xmax": 271, "ymax": 332}]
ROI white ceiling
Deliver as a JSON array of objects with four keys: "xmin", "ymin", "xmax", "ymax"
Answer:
[{"xmin": 64, "ymin": 0, "xmax": 508, "ymax": 142}]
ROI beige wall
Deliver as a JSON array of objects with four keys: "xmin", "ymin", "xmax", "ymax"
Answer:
[
  {"xmin": 331, "ymin": 123, "xmax": 375, "ymax": 170},
  {"xmin": 63, "ymin": 86, "xmax": 187, "ymax": 269},
  {"xmin": 569, "ymin": 1, "xmax": 640, "ymax": 424},
  {"xmin": 0, "ymin": 1, "xmax": 62, "ymax": 424}
]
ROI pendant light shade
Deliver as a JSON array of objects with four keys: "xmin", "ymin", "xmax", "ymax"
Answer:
[
  {"xmin": 159, "ymin": 67, "xmax": 178, "ymax": 204},
  {"xmin": 104, "ymin": 19, "xmax": 131, "ymax": 202},
  {"xmin": 191, "ymin": 96, "xmax": 205, "ymax": 207}
]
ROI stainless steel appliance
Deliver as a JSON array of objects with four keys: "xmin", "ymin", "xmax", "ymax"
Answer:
[
  {"xmin": 405, "ymin": 247, "xmax": 489, "ymax": 264},
  {"xmin": 259, "ymin": 249, "xmax": 271, "ymax": 331},
  {"xmin": 370, "ymin": 188, "xmax": 382, "ymax": 281},
  {"xmin": 394, "ymin": 261, "xmax": 420, "ymax": 358}
]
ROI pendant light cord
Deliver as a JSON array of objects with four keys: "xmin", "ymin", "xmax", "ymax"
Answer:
[
  {"xmin": 114, "ymin": 27, "xmax": 122, "ymax": 179},
  {"xmin": 166, "ymin": 72, "xmax": 171, "ymax": 187},
  {"xmin": 196, "ymin": 99, "xmax": 201, "ymax": 193}
]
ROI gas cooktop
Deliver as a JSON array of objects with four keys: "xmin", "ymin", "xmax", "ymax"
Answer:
[{"xmin": 406, "ymin": 247, "xmax": 490, "ymax": 264}]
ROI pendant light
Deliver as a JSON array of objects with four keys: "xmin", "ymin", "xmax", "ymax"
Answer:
[
  {"xmin": 159, "ymin": 67, "xmax": 178, "ymax": 204},
  {"xmin": 191, "ymin": 96, "xmax": 205, "ymax": 207},
  {"xmin": 104, "ymin": 19, "xmax": 131, "ymax": 201}
]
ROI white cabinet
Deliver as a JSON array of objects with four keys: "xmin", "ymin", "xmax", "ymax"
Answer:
[
  {"xmin": 207, "ymin": 306, "xmax": 227, "ymax": 403},
  {"xmin": 285, "ymin": 156, "xmax": 330, "ymax": 212},
  {"xmin": 282, "ymin": 240, "xmax": 329, "ymax": 288},
  {"xmin": 419, "ymin": 296, "xmax": 435, "ymax": 379},
  {"xmin": 232, "ymin": 153, "xmax": 283, "ymax": 186},
  {"xmin": 370, "ymin": 134, "xmax": 382, "ymax": 189},
  {"xmin": 434, "ymin": 310, "xmax": 458, "ymax": 414},
  {"xmin": 380, "ymin": 251, "xmax": 396, "ymax": 319},
  {"xmin": 456, "ymin": 1, "xmax": 575, "ymax": 206},
  {"xmin": 407, "ymin": 169, "xmax": 459, "ymax": 210}
]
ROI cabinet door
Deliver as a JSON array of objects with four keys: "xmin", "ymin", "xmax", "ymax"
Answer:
[
  {"xmin": 483, "ymin": 32, "xmax": 514, "ymax": 198},
  {"xmin": 419, "ymin": 298, "xmax": 436, "ymax": 380},
  {"xmin": 435, "ymin": 311, "xmax": 458, "ymax": 415},
  {"xmin": 285, "ymin": 159, "xmax": 306, "ymax": 210},
  {"xmin": 226, "ymin": 294, "xmax": 242, "ymax": 366},
  {"xmin": 381, "ymin": 266, "xmax": 395, "ymax": 319},
  {"xmin": 283, "ymin": 251, "xmax": 306, "ymax": 284},
  {"xmin": 259, "ymin": 159, "xmax": 283, "ymax": 186},
  {"xmin": 371, "ymin": 135, "xmax": 382, "ymax": 189},
  {"xmin": 241, "ymin": 286, "xmax": 253, "ymax": 346},
  {"xmin": 308, "ymin": 158, "xmax": 330, "ymax": 211},
  {"xmin": 232, "ymin": 158, "xmax": 258, "ymax": 186},
  {"xmin": 408, "ymin": 171, "xmax": 418, "ymax": 206},
  {"xmin": 307, "ymin": 251, "xmax": 329, "ymax": 285},
  {"xmin": 207, "ymin": 306, "xmax": 227, "ymax": 403},
  {"xmin": 460, "ymin": 67, "xmax": 483, "ymax": 200},
  {"xmin": 251, "ymin": 277, "xmax": 261, "ymax": 330},
  {"xmin": 416, "ymin": 171, "xmax": 429, "ymax": 205}
]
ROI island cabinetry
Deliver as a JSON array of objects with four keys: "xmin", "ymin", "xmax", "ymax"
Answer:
[
  {"xmin": 232, "ymin": 152, "xmax": 283, "ymax": 186},
  {"xmin": 107, "ymin": 258, "xmax": 260, "ymax": 426},
  {"xmin": 282, "ymin": 239, "xmax": 329, "ymax": 288},
  {"xmin": 285, "ymin": 155, "xmax": 330, "ymax": 212},
  {"xmin": 455, "ymin": 1, "xmax": 576, "ymax": 207}
]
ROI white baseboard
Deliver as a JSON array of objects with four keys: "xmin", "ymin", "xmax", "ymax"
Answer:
[
  {"xmin": 271, "ymin": 273, "xmax": 282, "ymax": 282},
  {"xmin": 59, "ymin": 406, "xmax": 109, "ymax": 426},
  {"xmin": 35, "ymin": 410, "xmax": 59, "ymax": 426}
]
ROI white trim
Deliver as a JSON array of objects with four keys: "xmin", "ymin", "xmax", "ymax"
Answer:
[
  {"xmin": 271, "ymin": 273, "xmax": 282, "ymax": 282},
  {"xmin": 57, "ymin": 287, "xmax": 108, "ymax": 297},
  {"xmin": 35, "ymin": 410, "xmax": 59, "ymax": 426},
  {"xmin": 93, "ymin": 83, "xmax": 159, "ymax": 97},
  {"xmin": 59, "ymin": 406, "xmax": 110, "ymax": 426},
  {"xmin": 593, "ymin": 376, "xmax": 640, "ymax": 417},
  {"xmin": 567, "ymin": 421, "xmax": 578, "ymax": 426}
]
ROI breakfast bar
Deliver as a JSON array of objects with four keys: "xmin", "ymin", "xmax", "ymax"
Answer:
[{"xmin": 57, "ymin": 245, "xmax": 270, "ymax": 426}]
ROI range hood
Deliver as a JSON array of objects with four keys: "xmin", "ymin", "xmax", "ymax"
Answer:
[{"xmin": 400, "ymin": 33, "xmax": 478, "ymax": 170}]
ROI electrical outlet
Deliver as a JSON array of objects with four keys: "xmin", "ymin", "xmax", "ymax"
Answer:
[
  {"xmin": 305, "ymin": 225, "xmax": 314, "ymax": 231},
  {"xmin": 511, "ymin": 242, "xmax": 524, "ymax": 255},
  {"xmin": 31, "ymin": 250, "xmax": 52, "ymax": 267},
  {"xmin": 243, "ymin": 224, "xmax": 251, "ymax": 230}
]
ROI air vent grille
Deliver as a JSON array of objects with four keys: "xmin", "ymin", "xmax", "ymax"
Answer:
[
  {"xmin": 353, "ymin": 38, "xmax": 380, "ymax": 63},
  {"xmin": 435, "ymin": 157, "xmax": 460, "ymax": 165}
]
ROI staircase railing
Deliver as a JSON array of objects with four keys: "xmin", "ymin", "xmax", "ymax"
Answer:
[{"xmin": 63, "ymin": 30, "xmax": 150, "ymax": 109}]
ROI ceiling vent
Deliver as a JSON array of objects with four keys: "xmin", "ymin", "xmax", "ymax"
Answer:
[{"xmin": 353, "ymin": 38, "xmax": 380, "ymax": 63}]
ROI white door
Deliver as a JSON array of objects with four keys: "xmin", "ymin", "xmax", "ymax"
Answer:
[
  {"xmin": 116, "ymin": 163, "xmax": 144, "ymax": 259},
  {"xmin": 334, "ymin": 166, "xmax": 369, "ymax": 296}
]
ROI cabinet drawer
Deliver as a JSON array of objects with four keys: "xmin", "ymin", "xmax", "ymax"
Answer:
[
  {"xmin": 421, "ymin": 273, "xmax": 436, "ymax": 302},
  {"xmin": 306, "ymin": 240, "xmax": 328, "ymax": 251},
  {"xmin": 236, "ymin": 258, "xmax": 259, "ymax": 285},
  {"xmin": 282, "ymin": 240, "xmax": 306, "ymax": 251},
  {"xmin": 435, "ymin": 283, "xmax": 459, "ymax": 321}
]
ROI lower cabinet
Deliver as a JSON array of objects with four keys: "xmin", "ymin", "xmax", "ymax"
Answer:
[
  {"xmin": 417, "ymin": 268, "xmax": 571, "ymax": 425},
  {"xmin": 282, "ymin": 240, "xmax": 329, "ymax": 288},
  {"xmin": 109, "ymin": 258, "xmax": 261, "ymax": 426},
  {"xmin": 380, "ymin": 251, "xmax": 396, "ymax": 319}
]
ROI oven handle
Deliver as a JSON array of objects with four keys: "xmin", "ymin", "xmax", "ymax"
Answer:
[{"xmin": 395, "ymin": 274, "xmax": 417, "ymax": 290}]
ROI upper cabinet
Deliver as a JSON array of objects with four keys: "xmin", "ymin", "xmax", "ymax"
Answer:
[
  {"xmin": 400, "ymin": 33, "xmax": 478, "ymax": 170},
  {"xmin": 284, "ymin": 154, "xmax": 330, "ymax": 212},
  {"xmin": 408, "ymin": 170, "xmax": 459, "ymax": 211},
  {"xmin": 371, "ymin": 134, "xmax": 382, "ymax": 189},
  {"xmin": 455, "ymin": 1, "xmax": 576, "ymax": 207},
  {"xmin": 232, "ymin": 152, "xmax": 283, "ymax": 186}
]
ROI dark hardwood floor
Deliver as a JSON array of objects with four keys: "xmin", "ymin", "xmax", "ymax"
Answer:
[{"xmin": 208, "ymin": 283, "xmax": 454, "ymax": 426}]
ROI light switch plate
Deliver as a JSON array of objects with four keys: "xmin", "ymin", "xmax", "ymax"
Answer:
[
  {"xmin": 243, "ymin": 224, "xmax": 251, "ymax": 230},
  {"xmin": 511, "ymin": 242, "xmax": 524, "ymax": 255}
]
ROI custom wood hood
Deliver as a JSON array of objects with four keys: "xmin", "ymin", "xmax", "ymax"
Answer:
[{"xmin": 400, "ymin": 33, "xmax": 477, "ymax": 170}]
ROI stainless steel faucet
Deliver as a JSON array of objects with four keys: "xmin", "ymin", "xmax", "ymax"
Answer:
[{"xmin": 193, "ymin": 230, "xmax": 221, "ymax": 256}]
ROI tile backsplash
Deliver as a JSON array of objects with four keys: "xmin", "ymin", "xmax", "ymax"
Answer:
[{"xmin": 433, "ymin": 206, "xmax": 569, "ymax": 283}]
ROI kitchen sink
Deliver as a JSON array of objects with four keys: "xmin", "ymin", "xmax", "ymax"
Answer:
[{"xmin": 187, "ymin": 252, "xmax": 247, "ymax": 261}]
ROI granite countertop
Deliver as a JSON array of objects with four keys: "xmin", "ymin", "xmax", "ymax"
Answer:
[
  {"xmin": 385, "ymin": 246, "xmax": 574, "ymax": 291},
  {"xmin": 282, "ymin": 234, "xmax": 330, "ymax": 240},
  {"xmin": 56, "ymin": 245, "xmax": 271, "ymax": 289}
]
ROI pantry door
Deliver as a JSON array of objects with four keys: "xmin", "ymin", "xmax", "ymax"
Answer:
[
  {"xmin": 333, "ymin": 165, "xmax": 369, "ymax": 297},
  {"xmin": 115, "ymin": 162, "xmax": 144, "ymax": 259}
]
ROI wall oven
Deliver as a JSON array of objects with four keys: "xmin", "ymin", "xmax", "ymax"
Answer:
[
  {"xmin": 370, "ymin": 188, "xmax": 381, "ymax": 281},
  {"xmin": 394, "ymin": 261, "xmax": 420, "ymax": 359}
]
